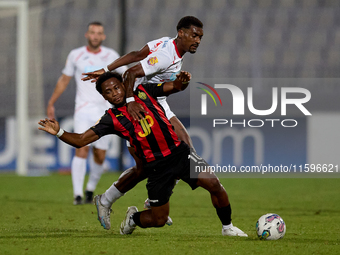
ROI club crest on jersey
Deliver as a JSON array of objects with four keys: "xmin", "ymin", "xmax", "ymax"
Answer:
[
  {"xmin": 138, "ymin": 91, "xmax": 147, "ymax": 100},
  {"xmin": 147, "ymin": 56, "xmax": 158, "ymax": 66}
]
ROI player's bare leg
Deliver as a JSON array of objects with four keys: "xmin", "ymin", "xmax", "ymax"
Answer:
[
  {"xmin": 120, "ymin": 202, "xmax": 170, "ymax": 235},
  {"xmin": 138, "ymin": 202, "xmax": 170, "ymax": 227},
  {"xmin": 196, "ymin": 171, "xmax": 248, "ymax": 237}
]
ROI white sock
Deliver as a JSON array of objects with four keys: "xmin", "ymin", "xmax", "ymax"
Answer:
[
  {"xmin": 100, "ymin": 182, "xmax": 124, "ymax": 208},
  {"xmin": 222, "ymin": 223, "xmax": 233, "ymax": 230},
  {"xmin": 175, "ymin": 179, "xmax": 180, "ymax": 185},
  {"xmin": 71, "ymin": 156, "xmax": 87, "ymax": 197},
  {"xmin": 85, "ymin": 156, "xmax": 104, "ymax": 192}
]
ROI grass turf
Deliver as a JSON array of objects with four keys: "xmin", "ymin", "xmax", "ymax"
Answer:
[{"xmin": 0, "ymin": 173, "xmax": 339, "ymax": 255}]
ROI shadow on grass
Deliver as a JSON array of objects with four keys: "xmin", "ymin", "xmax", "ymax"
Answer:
[
  {"xmin": 1, "ymin": 197, "xmax": 70, "ymax": 205},
  {"xmin": 0, "ymin": 228, "xmax": 114, "ymax": 239},
  {"xmin": 0, "ymin": 229, "xmax": 338, "ymax": 246}
]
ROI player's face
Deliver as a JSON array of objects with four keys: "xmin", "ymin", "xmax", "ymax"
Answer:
[
  {"xmin": 85, "ymin": 25, "xmax": 106, "ymax": 49},
  {"xmin": 101, "ymin": 78, "xmax": 126, "ymax": 106},
  {"xmin": 180, "ymin": 25, "xmax": 204, "ymax": 54}
]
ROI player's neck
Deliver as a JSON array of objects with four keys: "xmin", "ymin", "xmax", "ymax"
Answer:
[
  {"xmin": 115, "ymin": 101, "xmax": 127, "ymax": 109},
  {"xmin": 174, "ymin": 38, "xmax": 186, "ymax": 57},
  {"xmin": 86, "ymin": 45, "xmax": 101, "ymax": 53}
]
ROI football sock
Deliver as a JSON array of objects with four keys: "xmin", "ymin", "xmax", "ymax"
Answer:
[
  {"xmin": 222, "ymin": 223, "xmax": 233, "ymax": 230},
  {"xmin": 100, "ymin": 182, "xmax": 124, "ymax": 208},
  {"xmin": 71, "ymin": 156, "xmax": 87, "ymax": 197},
  {"xmin": 86, "ymin": 156, "xmax": 104, "ymax": 192},
  {"xmin": 132, "ymin": 211, "xmax": 144, "ymax": 228},
  {"xmin": 216, "ymin": 204, "xmax": 232, "ymax": 226}
]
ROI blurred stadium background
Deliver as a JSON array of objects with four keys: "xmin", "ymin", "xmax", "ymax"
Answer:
[{"xmin": 0, "ymin": 0, "xmax": 339, "ymax": 175}]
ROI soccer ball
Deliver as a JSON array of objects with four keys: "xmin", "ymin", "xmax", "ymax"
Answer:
[{"xmin": 256, "ymin": 213, "xmax": 286, "ymax": 240}]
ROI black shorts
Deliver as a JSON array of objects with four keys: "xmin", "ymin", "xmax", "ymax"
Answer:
[{"xmin": 144, "ymin": 142, "xmax": 209, "ymax": 207}]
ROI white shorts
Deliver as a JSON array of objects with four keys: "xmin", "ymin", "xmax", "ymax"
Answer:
[
  {"xmin": 74, "ymin": 102, "xmax": 112, "ymax": 151},
  {"xmin": 126, "ymin": 97, "xmax": 175, "ymax": 147}
]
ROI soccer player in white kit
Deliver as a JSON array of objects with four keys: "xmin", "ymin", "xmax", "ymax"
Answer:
[{"xmin": 47, "ymin": 22, "xmax": 126, "ymax": 205}]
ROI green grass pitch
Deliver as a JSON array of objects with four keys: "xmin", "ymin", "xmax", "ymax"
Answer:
[{"xmin": 0, "ymin": 173, "xmax": 339, "ymax": 255}]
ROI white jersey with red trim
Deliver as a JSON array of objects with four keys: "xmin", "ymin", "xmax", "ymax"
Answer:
[
  {"xmin": 62, "ymin": 45, "xmax": 127, "ymax": 109},
  {"xmin": 135, "ymin": 37, "xmax": 183, "ymax": 90}
]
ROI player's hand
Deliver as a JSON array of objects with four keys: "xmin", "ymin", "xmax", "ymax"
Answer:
[
  {"xmin": 47, "ymin": 104, "xmax": 55, "ymax": 119},
  {"xmin": 176, "ymin": 71, "xmax": 191, "ymax": 83},
  {"xmin": 127, "ymin": 101, "xmax": 148, "ymax": 121},
  {"xmin": 173, "ymin": 71, "xmax": 192, "ymax": 91},
  {"xmin": 81, "ymin": 69, "xmax": 105, "ymax": 83},
  {"xmin": 38, "ymin": 118, "xmax": 60, "ymax": 136}
]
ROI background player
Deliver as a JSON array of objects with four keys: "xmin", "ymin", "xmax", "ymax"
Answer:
[
  {"xmin": 38, "ymin": 71, "xmax": 248, "ymax": 237},
  {"xmin": 47, "ymin": 21, "xmax": 127, "ymax": 205}
]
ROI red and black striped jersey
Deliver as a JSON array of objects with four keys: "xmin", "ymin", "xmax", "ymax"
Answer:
[{"xmin": 91, "ymin": 83, "xmax": 181, "ymax": 162}]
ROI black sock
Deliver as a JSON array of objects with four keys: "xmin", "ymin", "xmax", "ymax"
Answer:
[
  {"xmin": 132, "ymin": 211, "xmax": 146, "ymax": 228},
  {"xmin": 216, "ymin": 204, "xmax": 232, "ymax": 225}
]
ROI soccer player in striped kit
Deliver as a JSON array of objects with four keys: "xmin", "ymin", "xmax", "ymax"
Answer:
[{"xmin": 39, "ymin": 71, "xmax": 248, "ymax": 237}]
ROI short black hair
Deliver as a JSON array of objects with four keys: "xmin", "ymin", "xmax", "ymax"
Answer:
[
  {"xmin": 176, "ymin": 16, "xmax": 203, "ymax": 31},
  {"xmin": 87, "ymin": 21, "xmax": 103, "ymax": 28},
  {"xmin": 96, "ymin": 72, "xmax": 123, "ymax": 94}
]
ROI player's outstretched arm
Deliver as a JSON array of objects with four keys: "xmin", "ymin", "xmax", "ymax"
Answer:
[
  {"xmin": 81, "ymin": 45, "xmax": 150, "ymax": 83},
  {"xmin": 38, "ymin": 118, "xmax": 99, "ymax": 148},
  {"xmin": 162, "ymin": 71, "xmax": 192, "ymax": 95},
  {"xmin": 107, "ymin": 45, "xmax": 150, "ymax": 73},
  {"xmin": 47, "ymin": 74, "xmax": 72, "ymax": 119}
]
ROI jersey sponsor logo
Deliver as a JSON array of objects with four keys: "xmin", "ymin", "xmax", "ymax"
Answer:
[
  {"xmin": 147, "ymin": 56, "xmax": 158, "ymax": 66},
  {"xmin": 138, "ymin": 91, "xmax": 147, "ymax": 100},
  {"xmin": 115, "ymin": 113, "xmax": 123, "ymax": 117},
  {"xmin": 138, "ymin": 115, "xmax": 154, "ymax": 137},
  {"xmin": 162, "ymin": 40, "xmax": 169, "ymax": 48}
]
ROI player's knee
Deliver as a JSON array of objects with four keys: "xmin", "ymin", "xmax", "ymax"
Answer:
[
  {"xmin": 207, "ymin": 178, "xmax": 223, "ymax": 194},
  {"xmin": 128, "ymin": 165, "xmax": 142, "ymax": 179},
  {"xmin": 133, "ymin": 163, "xmax": 148, "ymax": 181},
  {"xmin": 93, "ymin": 149, "xmax": 106, "ymax": 164},
  {"xmin": 94, "ymin": 154, "xmax": 105, "ymax": 164},
  {"xmin": 75, "ymin": 146, "xmax": 89, "ymax": 158}
]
